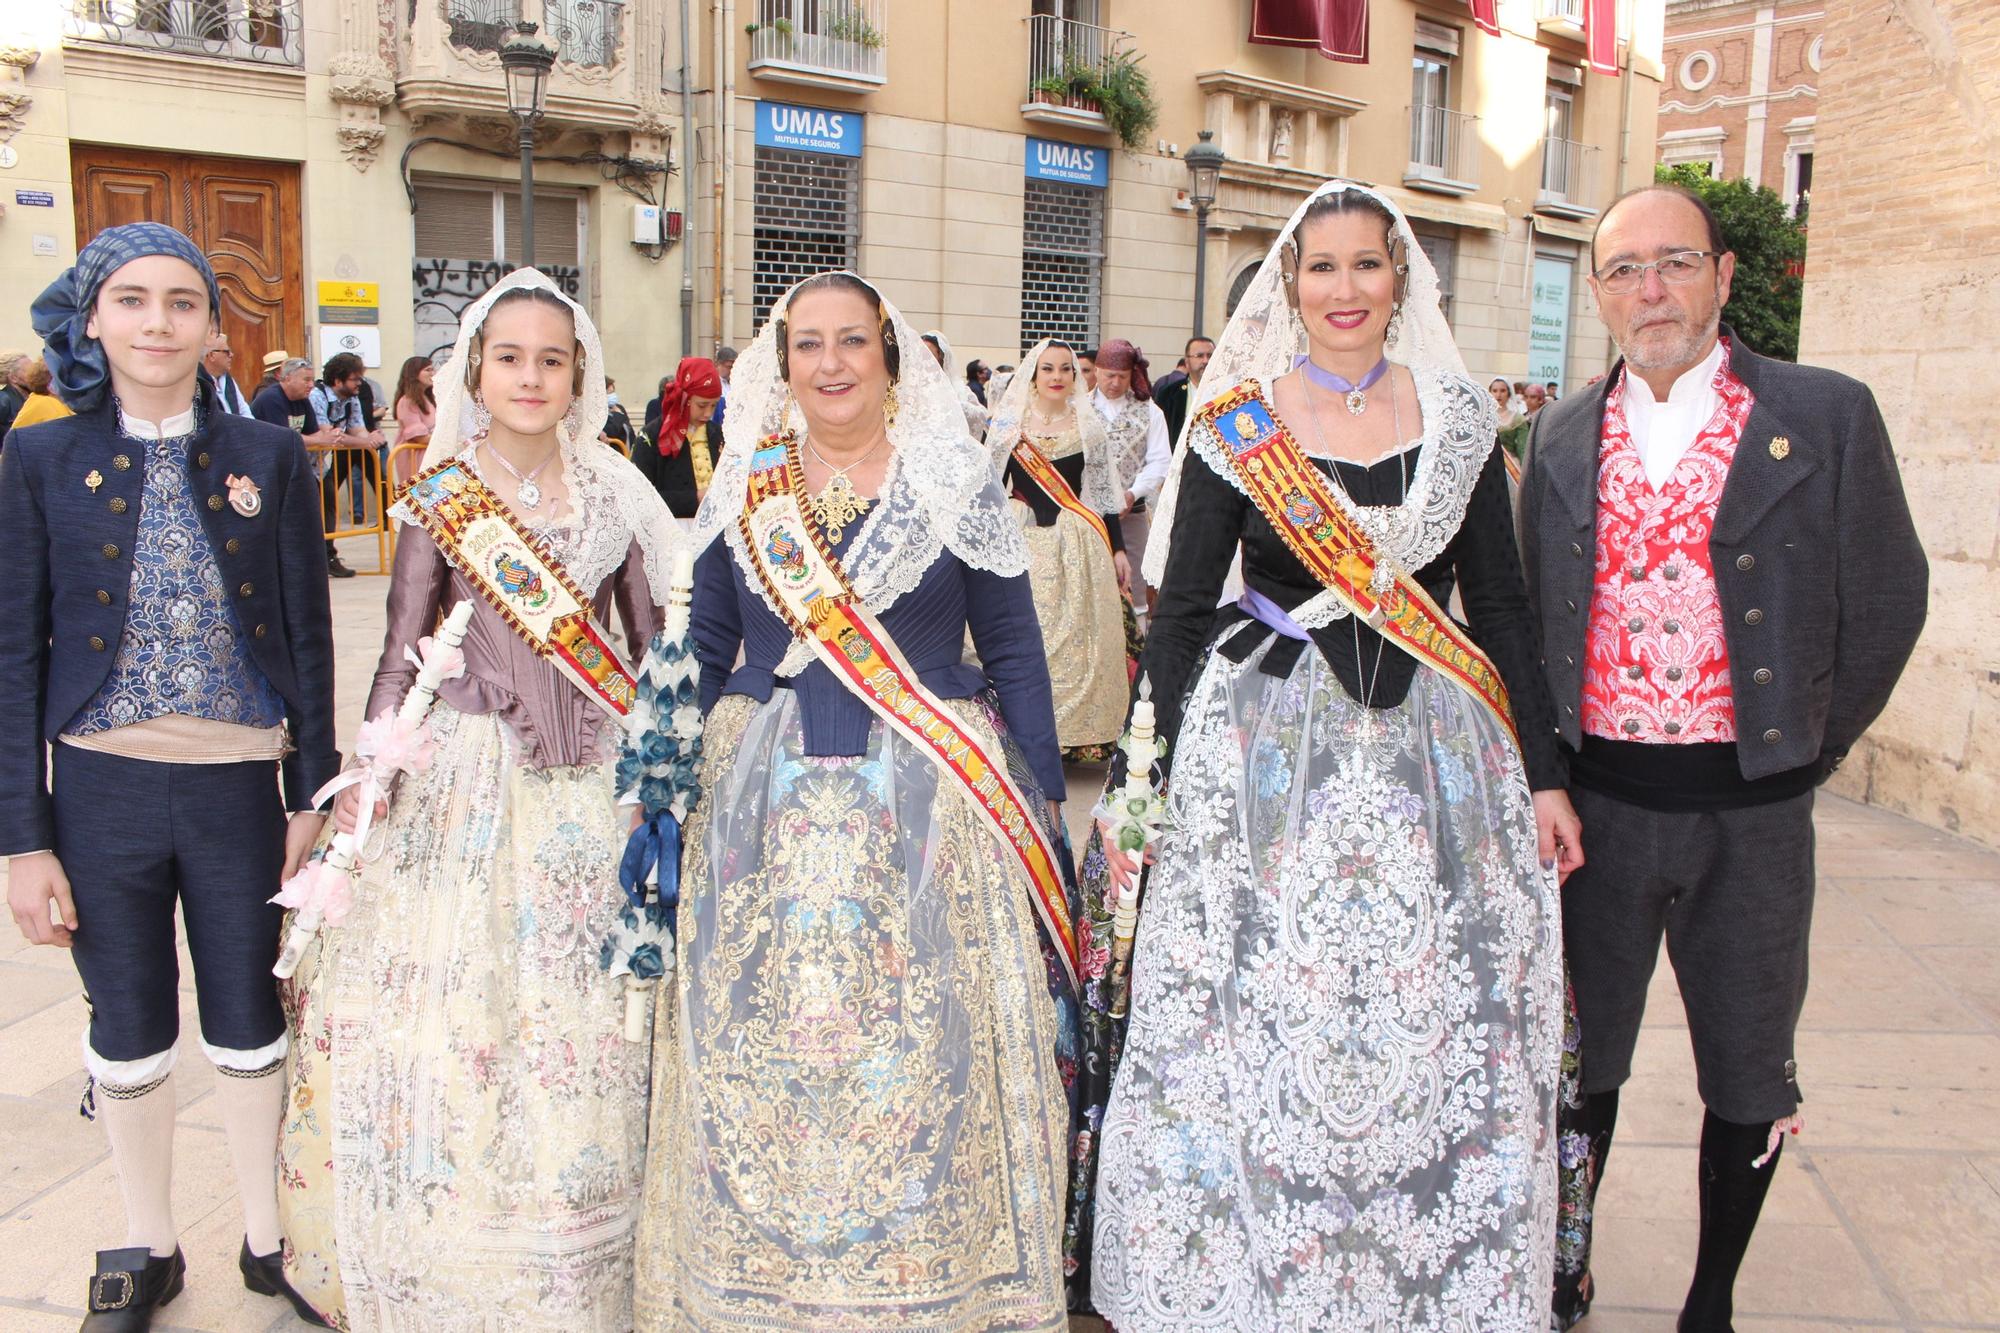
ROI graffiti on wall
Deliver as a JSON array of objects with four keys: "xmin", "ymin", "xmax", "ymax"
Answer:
[{"xmin": 412, "ymin": 259, "xmax": 586, "ymax": 363}]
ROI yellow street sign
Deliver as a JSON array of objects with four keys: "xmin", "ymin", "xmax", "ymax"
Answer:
[{"xmin": 316, "ymin": 281, "xmax": 379, "ymax": 308}]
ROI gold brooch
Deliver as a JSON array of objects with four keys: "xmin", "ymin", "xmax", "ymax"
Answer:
[
  {"xmin": 85, "ymin": 469, "xmax": 103, "ymax": 493},
  {"xmin": 1768, "ymin": 436, "xmax": 1790, "ymax": 460}
]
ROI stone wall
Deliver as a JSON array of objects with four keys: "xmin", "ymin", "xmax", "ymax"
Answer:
[{"xmin": 1797, "ymin": 0, "xmax": 2000, "ymax": 845}]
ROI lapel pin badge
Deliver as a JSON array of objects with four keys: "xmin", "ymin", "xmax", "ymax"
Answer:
[
  {"xmin": 85, "ymin": 469, "xmax": 103, "ymax": 493},
  {"xmin": 225, "ymin": 474, "xmax": 263, "ymax": 517},
  {"xmin": 1768, "ymin": 435, "xmax": 1791, "ymax": 460}
]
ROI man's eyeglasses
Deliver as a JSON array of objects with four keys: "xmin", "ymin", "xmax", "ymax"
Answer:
[{"xmin": 1593, "ymin": 250, "xmax": 1719, "ymax": 294}]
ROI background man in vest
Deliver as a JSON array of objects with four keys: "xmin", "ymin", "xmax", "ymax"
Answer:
[{"xmin": 1519, "ymin": 185, "xmax": 1927, "ymax": 1331}]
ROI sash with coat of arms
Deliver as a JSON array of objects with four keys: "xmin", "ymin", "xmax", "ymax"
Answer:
[
  {"xmin": 1010, "ymin": 438, "xmax": 1113, "ymax": 554},
  {"xmin": 738, "ymin": 434, "xmax": 1080, "ymax": 993},
  {"xmin": 399, "ymin": 459, "xmax": 640, "ymax": 719},
  {"xmin": 1197, "ymin": 381, "xmax": 1523, "ymax": 751}
]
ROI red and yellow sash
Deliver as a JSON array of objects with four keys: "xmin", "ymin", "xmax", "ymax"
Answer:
[
  {"xmin": 740, "ymin": 435, "xmax": 1079, "ymax": 990},
  {"xmin": 1012, "ymin": 439, "xmax": 1112, "ymax": 554},
  {"xmin": 1198, "ymin": 381, "xmax": 1522, "ymax": 751},
  {"xmin": 401, "ymin": 458, "xmax": 639, "ymax": 719}
]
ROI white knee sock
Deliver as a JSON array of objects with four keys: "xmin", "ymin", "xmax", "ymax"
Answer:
[
  {"xmin": 212, "ymin": 1061, "xmax": 286, "ymax": 1256},
  {"xmin": 97, "ymin": 1071, "xmax": 178, "ymax": 1258}
]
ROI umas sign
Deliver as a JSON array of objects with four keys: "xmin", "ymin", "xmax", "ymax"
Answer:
[
  {"xmin": 756, "ymin": 101, "xmax": 863, "ymax": 157},
  {"xmin": 1025, "ymin": 137, "xmax": 1108, "ymax": 188}
]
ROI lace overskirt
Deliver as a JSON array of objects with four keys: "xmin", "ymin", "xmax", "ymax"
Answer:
[
  {"xmin": 1091, "ymin": 638, "xmax": 1562, "ymax": 1331},
  {"xmin": 1018, "ymin": 502, "xmax": 1126, "ymax": 750},
  {"xmin": 286, "ymin": 707, "xmax": 650, "ymax": 1332},
  {"xmin": 635, "ymin": 691, "xmax": 1070, "ymax": 1332}
]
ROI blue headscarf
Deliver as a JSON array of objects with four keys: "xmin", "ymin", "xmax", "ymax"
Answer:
[{"xmin": 30, "ymin": 222, "xmax": 222, "ymax": 414}]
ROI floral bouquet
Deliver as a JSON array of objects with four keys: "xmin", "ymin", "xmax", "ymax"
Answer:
[
  {"xmin": 272, "ymin": 599, "xmax": 475, "ymax": 979},
  {"xmin": 603, "ymin": 551, "xmax": 703, "ymax": 1041}
]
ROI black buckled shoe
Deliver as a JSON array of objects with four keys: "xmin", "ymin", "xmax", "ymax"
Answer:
[
  {"xmin": 240, "ymin": 1238, "xmax": 332, "ymax": 1328},
  {"xmin": 80, "ymin": 1246, "xmax": 184, "ymax": 1330}
]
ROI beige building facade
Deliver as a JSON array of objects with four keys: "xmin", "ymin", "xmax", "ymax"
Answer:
[
  {"xmin": 0, "ymin": 0, "xmax": 1662, "ymax": 407},
  {"xmin": 1658, "ymin": 0, "xmax": 1820, "ymax": 215},
  {"xmin": 708, "ymin": 0, "xmax": 1666, "ymax": 390},
  {"xmin": 1797, "ymin": 0, "xmax": 2000, "ymax": 848}
]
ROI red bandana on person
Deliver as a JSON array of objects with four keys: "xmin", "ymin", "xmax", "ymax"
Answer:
[
  {"xmin": 1094, "ymin": 338, "xmax": 1151, "ymax": 401},
  {"xmin": 656, "ymin": 356, "xmax": 722, "ymax": 457}
]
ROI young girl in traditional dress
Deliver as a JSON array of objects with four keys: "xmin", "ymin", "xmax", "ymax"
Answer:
[{"xmin": 278, "ymin": 269, "xmax": 682, "ymax": 1330}]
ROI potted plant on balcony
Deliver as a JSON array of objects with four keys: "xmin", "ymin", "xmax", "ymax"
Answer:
[
  {"xmin": 825, "ymin": 2, "xmax": 886, "ymax": 51},
  {"xmin": 1094, "ymin": 48, "xmax": 1158, "ymax": 151}
]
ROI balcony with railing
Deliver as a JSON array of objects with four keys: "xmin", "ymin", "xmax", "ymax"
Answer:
[
  {"xmin": 1405, "ymin": 104, "xmax": 1480, "ymax": 196},
  {"xmin": 746, "ymin": 0, "xmax": 887, "ymax": 90},
  {"xmin": 400, "ymin": 0, "xmax": 662, "ymax": 136},
  {"xmin": 1537, "ymin": 135, "xmax": 1600, "ymax": 218},
  {"xmin": 61, "ymin": 0, "xmax": 303, "ymax": 67},
  {"xmin": 443, "ymin": 0, "xmax": 621, "ymax": 67},
  {"xmin": 1020, "ymin": 13, "xmax": 1128, "ymax": 133},
  {"xmin": 1538, "ymin": 0, "xmax": 1587, "ymax": 43}
]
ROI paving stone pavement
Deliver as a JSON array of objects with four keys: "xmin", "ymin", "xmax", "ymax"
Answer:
[{"xmin": 3, "ymin": 536, "xmax": 1997, "ymax": 1331}]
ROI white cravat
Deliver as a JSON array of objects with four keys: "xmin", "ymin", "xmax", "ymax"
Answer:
[
  {"xmin": 119, "ymin": 406, "xmax": 198, "ymax": 440},
  {"xmin": 1621, "ymin": 339, "xmax": 1725, "ymax": 489}
]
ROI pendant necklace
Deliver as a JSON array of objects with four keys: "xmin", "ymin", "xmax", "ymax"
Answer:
[
  {"xmin": 1295, "ymin": 353, "xmax": 1391, "ymax": 416},
  {"xmin": 1301, "ymin": 364, "xmax": 1409, "ymax": 718},
  {"xmin": 483, "ymin": 438, "xmax": 559, "ymax": 512},
  {"xmin": 805, "ymin": 434, "xmax": 884, "ymax": 543}
]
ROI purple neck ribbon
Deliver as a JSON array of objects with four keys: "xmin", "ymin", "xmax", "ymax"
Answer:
[{"xmin": 1293, "ymin": 354, "xmax": 1390, "ymax": 395}]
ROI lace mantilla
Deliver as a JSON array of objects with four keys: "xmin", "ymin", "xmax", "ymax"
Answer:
[
  {"xmin": 405, "ymin": 267, "xmax": 683, "ymax": 609},
  {"xmin": 697, "ymin": 274, "xmax": 1027, "ymax": 677},
  {"xmin": 1184, "ymin": 371, "xmax": 1492, "ymax": 630},
  {"xmin": 988, "ymin": 336, "xmax": 1121, "ymax": 515},
  {"xmin": 1146, "ymin": 179, "xmax": 1498, "ymax": 596}
]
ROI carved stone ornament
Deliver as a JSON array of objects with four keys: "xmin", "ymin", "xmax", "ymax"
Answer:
[
  {"xmin": 329, "ymin": 51, "xmax": 396, "ymax": 107},
  {"xmin": 337, "ymin": 119, "xmax": 389, "ymax": 171},
  {"xmin": 328, "ymin": 47, "xmax": 396, "ymax": 171},
  {"xmin": 0, "ymin": 45, "xmax": 36, "ymax": 144}
]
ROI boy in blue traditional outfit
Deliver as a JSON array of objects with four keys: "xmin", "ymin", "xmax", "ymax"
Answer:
[{"xmin": 0, "ymin": 224, "xmax": 337, "ymax": 1330}]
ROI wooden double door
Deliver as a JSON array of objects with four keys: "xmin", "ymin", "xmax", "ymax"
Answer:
[{"xmin": 71, "ymin": 146, "xmax": 305, "ymax": 397}]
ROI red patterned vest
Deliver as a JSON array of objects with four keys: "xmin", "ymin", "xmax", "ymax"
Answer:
[{"xmin": 1581, "ymin": 344, "xmax": 1755, "ymax": 744}]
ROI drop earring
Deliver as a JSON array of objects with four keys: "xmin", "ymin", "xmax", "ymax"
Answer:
[
  {"xmin": 471, "ymin": 393, "xmax": 493, "ymax": 440},
  {"xmin": 883, "ymin": 379, "xmax": 900, "ymax": 429},
  {"xmin": 1384, "ymin": 303, "xmax": 1404, "ymax": 345}
]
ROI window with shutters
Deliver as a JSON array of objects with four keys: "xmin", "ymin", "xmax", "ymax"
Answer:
[
  {"xmin": 410, "ymin": 179, "xmax": 589, "ymax": 361},
  {"xmin": 1412, "ymin": 228, "xmax": 1456, "ymax": 328},
  {"xmin": 412, "ymin": 180, "xmax": 584, "ymax": 267},
  {"xmin": 751, "ymin": 146, "xmax": 861, "ymax": 331},
  {"xmin": 1020, "ymin": 178, "xmax": 1102, "ymax": 351}
]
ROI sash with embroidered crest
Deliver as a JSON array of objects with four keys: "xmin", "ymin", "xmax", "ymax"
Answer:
[
  {"xmin": 1198, "ymin": 382, "xmax": 1522, "ymax": 751},
  {"xmin": 400, "ymin": 458, "xmax": 639, "ymax": 719},
  {"xmin": 1011, "ymin": 439, "xmax": 1113, "ymax": 554},
  {"xmin": 739, "ymin": 435, "xmax": 1080, "ymax": 991}
]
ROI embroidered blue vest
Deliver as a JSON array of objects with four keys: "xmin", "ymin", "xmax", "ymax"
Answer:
[{"xmin": 67, "ymin": 419, "xmax": 286, "ymax": 736}]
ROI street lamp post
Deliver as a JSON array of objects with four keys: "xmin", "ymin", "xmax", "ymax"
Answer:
[
  {"xmin": 500, "ymin": 22, "xmax": 557, "ymax": 270},
  {"xmin": 1183, "ymin": 129, "xmax": 1226, "ymax": 342}
]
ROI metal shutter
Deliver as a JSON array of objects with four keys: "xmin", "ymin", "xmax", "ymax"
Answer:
[
  {"xmin": 1021, "ymin": 178, "xmax": 1102, "ymax": 351},
  {"xmin": 752, "ymin": 146, "xmax": 861, "ymax": 330}
]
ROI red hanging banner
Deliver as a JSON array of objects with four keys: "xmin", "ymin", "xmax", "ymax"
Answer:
[
  {"xmin": 1585, "ymin": 0, "xmax": 1620, "ymax": 75},
  {"xmin": 1247, "ymin": 0, "xmax": 1369, "ymax": 64},
  {"xmin": 1467, "ymin": 0, "xmax": 1501, "ymax": 38}
]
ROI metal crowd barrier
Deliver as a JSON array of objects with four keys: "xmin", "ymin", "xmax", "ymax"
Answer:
[{"xmin": 308, "ymin": 441, "xmax": 391, "ymax": 575}]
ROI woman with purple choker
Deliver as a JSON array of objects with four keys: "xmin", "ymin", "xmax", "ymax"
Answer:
[{"xmin": 1081, "ymin": 181, "xmax": 1581, "ymax": 1330}]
